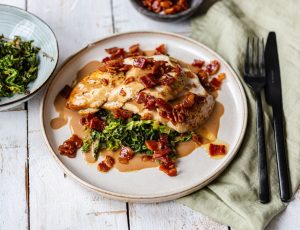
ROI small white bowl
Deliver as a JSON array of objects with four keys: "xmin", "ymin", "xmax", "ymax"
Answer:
[{"xmin": 0, "ymin": 4, "xmax": 58, "ymax": 110}]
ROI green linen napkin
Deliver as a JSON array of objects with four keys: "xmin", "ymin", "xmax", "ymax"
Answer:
[{"xmin": 177, "ymin": 1, "xmax": 300, "ymax": 229}]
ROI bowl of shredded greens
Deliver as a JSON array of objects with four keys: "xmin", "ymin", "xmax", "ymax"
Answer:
[{"xmin": 0, "ymin": 4, "xmax": 58, "ymax": 110}]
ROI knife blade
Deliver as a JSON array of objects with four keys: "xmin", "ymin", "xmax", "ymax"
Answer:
[{"xmin": 265, "ymin": 32, "xmax": 291, "ymax": 202}]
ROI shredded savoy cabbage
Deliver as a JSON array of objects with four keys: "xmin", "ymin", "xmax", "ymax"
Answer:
[{"xmin": 82, "ymin": 110, "xmax": 192, "ymax": 159}]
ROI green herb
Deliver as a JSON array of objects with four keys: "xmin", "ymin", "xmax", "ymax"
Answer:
[
  {"xmin": 83, "ymin": 110, "xmax": 192, "ymax": 160},
  {"xmin": 0, "ymin": 35, "xmax": 40, "ymax": 97}
]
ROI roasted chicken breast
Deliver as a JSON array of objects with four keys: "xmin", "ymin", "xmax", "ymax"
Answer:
[{"xmin": 66, "ymin": 55, "xmax": 215, "ymax": 133}]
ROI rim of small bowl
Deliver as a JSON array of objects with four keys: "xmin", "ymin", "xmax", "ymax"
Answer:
[
  {"xmin": 0, "ymin": 4, "xmax": 59, "ymax": 108},
  {"xmin": 129, "ymin": 0, "xmax": 203, "ymax": 21}
]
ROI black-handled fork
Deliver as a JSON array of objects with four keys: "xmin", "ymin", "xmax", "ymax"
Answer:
[{"xmin": 244, "ymin": 38, "xmax": 270, "ymax": 203}]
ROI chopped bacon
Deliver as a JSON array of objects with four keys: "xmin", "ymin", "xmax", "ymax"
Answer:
[
  {"xmin": 113, "ymin": 108, "xmax": 133, "ymax": 120},
  {"xmin": 141, "ymin": 112, "xmax": 152, "ymax": 120},
  {"xmin": 159, "ymin": 162, "xmax": 177, "ymax": 176},
  {"xmin": 88, "ymin": 117, "xmax": 106, "ymax": 132},
  {"xmin": 174, "ymin": 64, "xmax": 182, "ymax": 76},
  {"xmin": 192, "ymin": 59, "xmax": 205, "ymax": 68},
  {"xmin": 105, "ymin": 47, "xmax": 120, "ymax": 54},
  {"xmin": 129, "ymin": 44, "xmax": 140, "ymax": 53},
  {"xmin": 119, "ymin": 88, "xmax": 127, "ymax": 96},
  {"xmin": 182, "ymin": 92, "xmax": 196, "ymax": 108},
  {"xmin": 140, "ymin": 73, "xmax": 159, "ymax": 88},
  {"xmin": 151, "ymin": 60, "xmax": 171, "ymax": 76},
  {"xmin": 97, "ymin": 162, "xmax": 110, "ymax": 172},
  {"xmin": 155, "ymin": 44, "xmax": 167, "ymax": 54},
  {"xmin": 59, "ymin": 85, "xmax": 72, "ymax": 99},
  {"xmin": 118, "ymin": 146, "xmax": 134, "ymax": 164},
  {"xmin": 145, "ymin": 140, "xmax": 160, "ymax": 151},
  {"xmin": 159, "ymin": 134, "xmax": 169, "ymax": 148},
  {"xmin": 206, "ymin": 60, "xmax": 220, "ymax": 75},
  {"xmin": 102, "ymin": 56, "xmax": 111, "ymax": 63},
  {"xmin": 80, "ymin": 113, "xmax": 96, "ymax": 126},
  {"xmin": 125, "ymin": 76, "xmax": 135, "ymax": 84},
  {"xmin": 153, "ymin": 148, "xmax": 172, "ymax": 158},
  {"xmin": 192, "ymin": 134, "xmax": 202, "ymax": 145},
  {"xmin": 98, "ymin": 155, "xmax": 115, "ymax": 172},
  {"xmin": 155, "ymin": 98, "xmax": 172, "ymax": 111},
  {"xmin": 160, "ymin": 74, "xmax": 176, "ymax": 85},
  {"xmin": 210, "ymin": 78, "xmax": 222, "ymax": 90},
  {"xmin": 133, "ymin": 57, "xmax": 148, "ymax": 68},
  {"xmin": 58, "ymin": 135, "xmax": 83, "ymax": 158},
  {"xmin": 104, "ymin": 155, "xmax": 115, "ymax": 168},
  {"xmin": 102, "ymin": 78, "xmax": 109, "ymax": 86},
  {"xmin": 209, "ymin": 144, "xmax": 226, "ymax": 157}
]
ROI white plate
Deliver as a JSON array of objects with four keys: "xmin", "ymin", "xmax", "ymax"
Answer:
[{"xmin": 41, "ymin": 31, "xmax": 247, "ymax": 203}]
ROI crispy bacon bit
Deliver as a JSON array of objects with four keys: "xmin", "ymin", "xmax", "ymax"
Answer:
[
  {"xmin": 141, "ymin": 112, "xmax": 152, "ymax": 120},
  {"xmin": 113, "ymin": 108, "xmax": 133, "ymax": 119},
  {"xmin": 89, "ymin": 117, "xmax": 106, "ymax": 132},
  {"xmin": 218, "ymin": 72, "xmax": 226, "ymax": 81},
  {"xmin": 145, "ymin": 140, "xmax": 160, "ymax": 151},
  {"xmin": 143, "ymin": 0, "xmax": 188, "ymax": 15},
  {"xmin": 58, "ymin": 135, "xmax": 83, "ymax": 158},
  {"xmin": 80, "ymin": 113, "xmax": 95, "ymax": 126},
  {"xmin": 160, "ymin": 74, "xmax": 176, "ymax": 85},
  {"xmin": 155, "ymin": 44, "xmax": 167, "ymax": 55},
  {"xmin": 97, "ymin": 162, "xmax": 110, "ymax": 172},
  {"xmin": 129, "ymin": 44, "xmax": 140, "ymax": 53},
  {"xmin": 153, "ymin": 148, "xmax": 172, "ymax": 158},
  {"xmin": 105, "ymin": 47, "xmax": 120, "ymax": 54},
  {"xmin": 192, "ymin": 134, "xmax": 203, "ymax": 145},
  {"xmin": 125, "ymin": 76, "xmax": 135, "ymax": 84},
  {"xmin": 159, "ymin": 162, "xmax": 177, "ymax": 176},
  {"xmin": 140, "ymin": 73, "xmax": 159, "ymax": 88},
  {"xmin": 174, "ymin": 64, "xmax": 182, "ymax": 76},
  {"xmin": 155, "ymin": 98, "xmax": 172, "ymax": 111},
  {"xmin": 118, "ymin": 146, "xmax": 134, "ymax": 164},
  {"xmin": 104, "ymin": 155, "xmax": 115, "ymax": 168},
  {"xmin": 102, "ymin": 78, "xmax": 109, "ymax": 86},
  {"xmin": 182, "ymin": 92, "xmax": 196, "ymax": 108},
  {"xmin": 59, "ymin": 85, "xmax": 72, "ymax": 99},
  {"xmin": 192, "ymin": 59, "xmax": 205, "ymax": 68},
  {"xmin": 210, "ymin": 78, "xmax": 222, "ymax": 90},
  {"xmin": 133, "ymin": 57, "xmax": 148, "ymax": 68},
  {"xmin": 119, "ymin": 88, "xmax": 126, "ymax": 96},
  {"xmin": 98, "ymin": 155, "xmax": 115, "ymax": 172},
  {"xmin": 206, "ymin": 60, "xmax": 220, "ymax": 75},
  {"xmin": 209, "ymin": 144, "xmax": 226, "ymax": 157},
  {"xmin": 102, "ymin": 56, "xmax": 110, "ymax": 63}
]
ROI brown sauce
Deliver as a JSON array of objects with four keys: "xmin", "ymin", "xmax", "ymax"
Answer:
[
  {"xmin": 196, "ymin": 101, "xmax": 224, "ymax": 142},
  {"xmin": 50, "ymin": 95, "xmax": 84, "ymax": 138},
  {"xmin": 83, "ymin": 140, "xmax": 197, "ymax": 172},
  {"xmin": 51, "ymin": 58, "xmax": 226, "ymax": 173}
]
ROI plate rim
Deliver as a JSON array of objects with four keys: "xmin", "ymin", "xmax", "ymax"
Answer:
[
  {"xmin": 40, "ymin": 31, "xmax": 248, "ymax": 203},
  {"xmin": 0, "ymin": 4, "xmax": 59, "ymax": 108}
]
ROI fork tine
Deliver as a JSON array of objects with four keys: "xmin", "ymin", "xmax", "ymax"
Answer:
[
  {"xmin": 244, "ymin": 37, "xmax": 250, "ymax": 74},
  {"xmin": 252, "ymin": 37, "xmax": 255, "ymax": 75},
  {"xmin": 256, "ymin": 37, "xmax": 260, "ymax": 76},
  {"xmin": 261, "ymin": 38, "xmax": 265, "ymax": 76}
]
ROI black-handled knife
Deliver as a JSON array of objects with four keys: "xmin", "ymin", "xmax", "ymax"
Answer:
[{"xmin": 264, "ymin": 32, "xmax": 291, "ymax": 202}]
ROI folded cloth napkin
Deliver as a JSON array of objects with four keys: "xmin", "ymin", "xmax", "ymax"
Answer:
[{"xmin": 177, "ymin": 0, "xmax": 300, "ymax": 229}]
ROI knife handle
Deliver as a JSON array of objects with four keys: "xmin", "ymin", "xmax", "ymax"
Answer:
[
  {"xmin": 256, "ymin": 92, "xmax": 270, "ymax": 203},
  {"xmin": 273, "ymin": 106, "xmax": 291, "ymax": 202}
]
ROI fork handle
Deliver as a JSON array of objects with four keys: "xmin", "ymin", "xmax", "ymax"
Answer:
[{"xmin": 256, "ymin": 92, "xmax": 270, "ymax": 203}]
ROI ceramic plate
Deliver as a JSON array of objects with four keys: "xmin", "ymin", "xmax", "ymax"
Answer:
[
  {"xmin": 0, "ymin": 4, "xmax": 58, "ymax": 110},
  {"xmin": 41, "ymin": 31, "xmax": 247, "ymax": 203}
]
